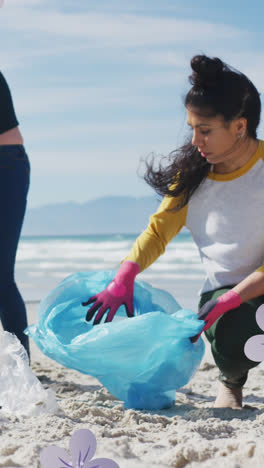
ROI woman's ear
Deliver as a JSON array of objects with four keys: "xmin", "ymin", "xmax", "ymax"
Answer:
[{"xmin": 235, "ymin": 117, "xmax": 247, "ymax": 138}]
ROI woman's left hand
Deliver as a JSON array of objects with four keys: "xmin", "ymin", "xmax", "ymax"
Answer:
[{"xmin": 191, "ymin": 290, "xmax": 241, "ymax": 342}]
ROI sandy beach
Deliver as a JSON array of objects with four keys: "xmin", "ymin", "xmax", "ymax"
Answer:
[{"xmin": 1, "ymin": 301, "xmax": 264, "ymax": 468}]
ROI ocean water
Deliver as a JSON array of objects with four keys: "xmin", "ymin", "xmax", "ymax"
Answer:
[{"xmin": 16, "ymin": 230, "xmax": 205, "ymax": 310}]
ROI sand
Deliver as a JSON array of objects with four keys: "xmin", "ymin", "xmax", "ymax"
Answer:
[{"xmin": 1, "ymin": 302, "xmax": 264, "ymax": 468}]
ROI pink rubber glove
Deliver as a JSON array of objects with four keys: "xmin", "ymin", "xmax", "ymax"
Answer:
[
  {"xmin": 83, "ymin": 261, "xmax": 140, "ymax": 325},
  {"xmin": 191, "ymin": 290, "xmax": 241, "ymax": 343}
]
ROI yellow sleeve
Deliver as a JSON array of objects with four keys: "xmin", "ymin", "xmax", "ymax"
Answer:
[{"xmin": 124, "ymin": 195, "xmax": 188, "ymax": 272}]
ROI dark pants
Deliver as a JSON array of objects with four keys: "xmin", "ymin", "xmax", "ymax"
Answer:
[
  {"xmin": 200, "ymin": 286, "xmax": 264, "ymax": 388},
  {"xmin": 0, "ymin": 145, "xmax": 30, "ymax": 356}
]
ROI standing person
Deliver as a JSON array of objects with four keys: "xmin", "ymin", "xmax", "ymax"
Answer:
[
  {"xmin": 83, "ymin": 55, "xmax": 264, "ymax": 409},
  {"xmin": 0, "ymin": 71, "xmax": 30, "ymax": 357}
]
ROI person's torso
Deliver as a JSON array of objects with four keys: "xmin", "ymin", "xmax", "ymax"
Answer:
[
  {"xmin": 185, "ymin": 140, "xmax": 264, "ymax": 293},
  {"xmin": 0, "ymin": 71, "xmax": 23, "ymax": 144}
]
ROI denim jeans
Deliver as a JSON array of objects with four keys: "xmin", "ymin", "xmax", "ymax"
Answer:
[{"xmin": 0, "ymin": 145, "xmax": 30, "ymax": 356}]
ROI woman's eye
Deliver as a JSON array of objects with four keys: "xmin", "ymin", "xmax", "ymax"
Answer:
[{"xmin": 200, "ymin": 130, "xmax": 210, "ymax": 135}]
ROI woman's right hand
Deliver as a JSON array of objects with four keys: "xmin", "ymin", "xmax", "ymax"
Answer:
[{"xmin": 82, "ymin": 261, "xmax": 140, "ymax": 324}]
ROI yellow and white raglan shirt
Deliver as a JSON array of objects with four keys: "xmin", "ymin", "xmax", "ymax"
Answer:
[{"xmin": 126, "ymin": 140, "xmax": 264, "ymax": 294}]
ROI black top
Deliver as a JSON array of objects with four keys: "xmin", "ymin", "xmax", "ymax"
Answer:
[{"xmin": 0, "ymin": 72, "xmax": 19, "ymax": 134}]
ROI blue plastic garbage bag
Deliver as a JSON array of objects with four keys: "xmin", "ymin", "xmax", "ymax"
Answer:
[{"xmin": 26, "ymin": 271, "xmax": 205, "ymax": 410}]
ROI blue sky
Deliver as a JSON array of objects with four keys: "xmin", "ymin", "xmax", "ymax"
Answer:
[{"xmin": 1, "ymin": 0, "xmax": 264, "ymax": 207}]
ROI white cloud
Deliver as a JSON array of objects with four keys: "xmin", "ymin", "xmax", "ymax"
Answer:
[
  {"xmin": 142, "ymin": 50, "xmax": 189, "ymax": 67},
  {"xmin": 7, "ymin": 0, "xmax": 43, "ymax": 5},
  {"xmin": 15, "ymin": 85, "xmax": 162, "ymax": 116},
  {"xmin": 29, "ymin": 147, "xmax": 146, "ymax": 175},
  {"xmin": 1, "ymin": 5, "xmax": 244, "ymax": 47},
  {"xmin": 25, "ymin": 119, "xmax": 174, "ymax": 139},
  {"xmin": 0, "ymin": 42, "xmax": 91, "ymax": 71}
]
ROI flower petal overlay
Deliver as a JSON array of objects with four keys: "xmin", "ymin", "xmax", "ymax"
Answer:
[
  {"xmin": 84, "ymin": 459, "xmax": 119, "ymax": 468},
  {"xmin": 70, "ymin": 429, "xmax": 96, "ymax": 467},
  {"xmin": 244, "ymin": 304, "xmax": 264, "ymax": 362},
  {"xmin": 255, "ymin": 304, "xmax": 264, "ymax": 330},
  {"xmin": 244, "ymin": 335, "xmax": 264, "ymax": 362},
  {"xmin": 0, "ymin": 1, "xmax": 4, "ymax": 7},
  {"xmin": 40, "ymin": 429, "xmax": 119, "ymax": 468},
  {"xmin": 40, "ymin": 445, "xmax": 72, "ymax": 468}
]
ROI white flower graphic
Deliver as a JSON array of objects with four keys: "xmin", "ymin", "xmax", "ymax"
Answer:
[
  {"xmin": 40, "ymin": 429, "xmax": 119, "ymax": 468},
  {"xmin": 244, "ymin": 304, "xmax": 264, "ymax": 362}
]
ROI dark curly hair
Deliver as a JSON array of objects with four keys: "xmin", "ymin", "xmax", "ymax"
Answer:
[{"xmin": 144, "ymin": 55, "xmax": 261, "ymax": 208}]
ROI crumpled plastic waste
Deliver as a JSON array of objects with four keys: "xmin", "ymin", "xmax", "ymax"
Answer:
[
  {"xmin": 0, "ymin": 331, "xmax": 58, "ymax": 416},
  {"xmin": 26, "ymin": 271, "xmax": 205, "ymax": 410}
]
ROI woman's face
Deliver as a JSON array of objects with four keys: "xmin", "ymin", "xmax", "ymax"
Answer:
[{"xmin": 186, "ymin": 107, "xmax": 246, "ymax": 166}]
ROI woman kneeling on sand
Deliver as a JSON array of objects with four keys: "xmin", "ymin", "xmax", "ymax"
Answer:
[{"xmin": 84, "ymin": 54, "xmax": 264, "ymax": 410}]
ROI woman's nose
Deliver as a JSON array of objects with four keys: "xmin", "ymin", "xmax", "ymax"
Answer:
[{"xmin": 192, "ymin": 130, "xmax": 201, "ymax": 146}]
